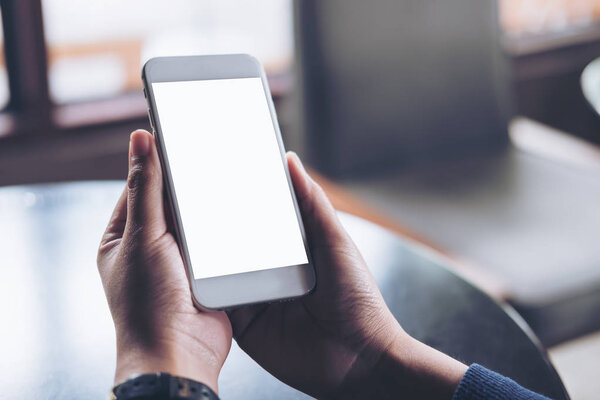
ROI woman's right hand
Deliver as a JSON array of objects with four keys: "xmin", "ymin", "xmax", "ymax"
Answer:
[{"xmin": 228, "ymin": 153, "xmax": 467, "ymax": 399}]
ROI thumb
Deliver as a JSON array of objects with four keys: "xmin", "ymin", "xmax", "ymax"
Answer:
[
  {"xmin": 286, "ymin": 152, "xmax": 350, "ymax": 250},
  {"xmin": 123, "ymin": 130, "xmax": 167, "ymax": 242}
]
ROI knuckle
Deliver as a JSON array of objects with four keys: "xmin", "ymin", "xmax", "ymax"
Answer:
[{"xmin": 127, "ymin": 161, "xmax": 147, "ymax": 191}]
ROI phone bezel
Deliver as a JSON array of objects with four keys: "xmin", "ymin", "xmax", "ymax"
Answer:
[{"xmin": 142, "ymin": 54, "xmax": 316, "ymax": 311}]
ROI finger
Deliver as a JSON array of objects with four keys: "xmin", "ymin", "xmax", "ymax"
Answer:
[
  {"xmin": 99, "ymin": 186, "xmax": 127, "ymax": 248},
  {"xmin": 286, "ymin": 152, "xmax": 350, "ymax": 249},
  {"xmin": 123, "ymin": 129, "xmax": 167, "ymax": 242}
]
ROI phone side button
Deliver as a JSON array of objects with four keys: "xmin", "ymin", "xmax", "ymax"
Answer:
[{"xmin": 147, "ymin": 109, "xmax": 155, "ymax": 132}]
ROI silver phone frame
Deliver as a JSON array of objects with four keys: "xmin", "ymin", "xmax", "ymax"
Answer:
[{"xmin": 142, "ymin": 54, "xmax": 316, "ymax": 311}]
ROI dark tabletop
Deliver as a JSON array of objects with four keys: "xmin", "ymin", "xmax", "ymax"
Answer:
[{"xmin": 0, "ymin": 181, "xmax": 568, "ymax": 399}]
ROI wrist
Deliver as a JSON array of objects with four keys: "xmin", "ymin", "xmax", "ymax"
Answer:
[
  {"xmin": 335, "ymin": 328, "xmax": 467, "ymax": 400},
  {"xmin": 112, "ymin": 373, "xmax": 220, "ymax": 400},
  {"xmin": 383, "ymin": 335, "xmax": 468, "ymax": 399},
  {"xmin": 114, "ymin": 333, "xmax": 221, "ymax": 394}
]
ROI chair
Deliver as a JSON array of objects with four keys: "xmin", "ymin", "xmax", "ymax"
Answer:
[{"xmin": 294, "ymin": 0, "xmax": 600, "ymax": 345}]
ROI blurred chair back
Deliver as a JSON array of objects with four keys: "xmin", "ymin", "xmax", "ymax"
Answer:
[{"xmin": 295, "ymin": 0, "xmax": 512, "ymax": 177}]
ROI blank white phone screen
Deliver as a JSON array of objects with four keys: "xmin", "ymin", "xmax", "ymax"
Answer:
[{"xmin": 152, "ymin": 78, "xmax": 308, "ymax": 279}]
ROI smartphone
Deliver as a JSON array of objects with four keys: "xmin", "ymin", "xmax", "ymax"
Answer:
[{"xmin": 142, "ymin": 54, "xmax": 316, "ymax": 310}]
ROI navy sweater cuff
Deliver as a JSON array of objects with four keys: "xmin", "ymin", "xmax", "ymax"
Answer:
[{"xmin": 452, "ymin": 364, "xmax": 551, "ymax": 400}]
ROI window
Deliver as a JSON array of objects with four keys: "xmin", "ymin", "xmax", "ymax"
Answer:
[
  {"xmin": 42, "ymin": 0, "xmax": 293, "ymax": 104},
  {"xmin": 0, "ymin": 0, "xmax": 295, "ymax": 151},
  {"xmin": 500, "ymin": 0, "xmax": 600, "ymax": 37}
]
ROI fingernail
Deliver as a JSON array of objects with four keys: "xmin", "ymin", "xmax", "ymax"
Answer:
[{"xmin": 130, "ymin": 131, "xmax": 150, "ymax": 157}]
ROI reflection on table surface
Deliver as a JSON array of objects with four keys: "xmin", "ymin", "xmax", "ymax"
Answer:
[{"xmin": 0, "ymin": 181, "xmax": 567, "ymax": 399}]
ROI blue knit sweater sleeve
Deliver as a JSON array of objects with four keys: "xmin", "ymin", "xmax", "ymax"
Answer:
[{"xmin": 452, "ymin": 364, "xmax": 551, "ymax": 400}]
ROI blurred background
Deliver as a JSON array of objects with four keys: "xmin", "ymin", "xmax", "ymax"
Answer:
[{"xmin": 1, "ymin": 0, "xmax": 600, "ymax": 398}]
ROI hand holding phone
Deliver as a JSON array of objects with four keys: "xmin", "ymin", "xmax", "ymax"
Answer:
[
  {"xmin": 97, "ymin": 130, "xmax": 466, "ymax": 400},
  {"xmin": 97, "ymin": 54, "xmax": 466, "ymax": 399}
]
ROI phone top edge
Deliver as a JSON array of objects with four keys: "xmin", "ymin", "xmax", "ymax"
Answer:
[
  {"xmin": 142, "ymin": 54, "xmax": 263, "ymax": 84},
  {"xmin": 145, "ymin": 53, "xmax": 259, "ymax": 63}
]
